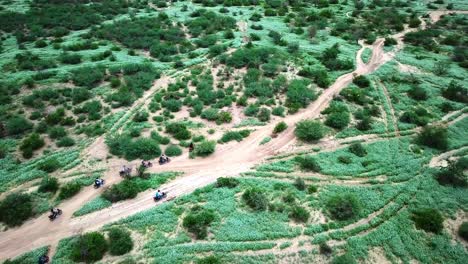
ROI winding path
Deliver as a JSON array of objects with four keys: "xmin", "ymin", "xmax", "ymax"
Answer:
[{"xmin": 0, "ymin": 9, "xmax": 465, "ymax": 262}]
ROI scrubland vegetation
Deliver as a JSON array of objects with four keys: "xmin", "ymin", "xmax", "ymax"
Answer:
[{"xmin": 1, "ymin": 0, "xmax": 467, "ymax": 263}]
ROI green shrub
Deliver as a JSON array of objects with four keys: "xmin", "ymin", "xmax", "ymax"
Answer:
[
  {"xmin": 294, "ymin": 178, "xmax": 306, "ymax": 191},
  {"xmin": 57, "ymin": 136, "xmax": 75, "ymax": 147},
  {"xmin": 38, "ymin": 176, "xmax": 59, "ymax": 193},
  {"xmin": 165, "ymin": 145, "xmax": 182, "ymax": 157},
  {"xmin": 58, "ymin": 182, "xmax": 82, "ymax": 200},
  {"xmin": 20, "ymin": 133, "xmax": 45, "ymax": 158},
  {"xmin": 273, "ymin": 121, "xmax": 288, "ymax": 134},
  {"xmin": 408, "ymin": 85, "xmax": 428, "ymax": 101},
  {"xmin": 133, "ymin": 111, "xmax": 148, "ymax": 122},
  {"xmin": 332, "ymin": 254, "xmax": 356, "ymax": 264},
  {"xmin": 102, "ymin": 180, "xmax": 139, "ymax": 203},
  {"xmin": 412, "ymin": 208, "xmax": 444, "ymax": 233},
  {"xmin": 257, "ymin": 107, "xmax": 271, "ymax": 122},
  {"xmin": 71, "ymin": 232, "xmax": 108, "ymax": 263},
  {"xmin": 6, "ymin": 116, "xmax": 33, "ymax": 136},
  {"xmin": 319, "ymin": 242, "xmax": 332, "ymax": 255},
  {"xmin": 37, "ymin": 158, "xmax": 61, "ymax": 173},
  {"xmin": 220, "ymin": 130, "xmax": 250, "ymax": 143},
  {"xmin": 216, "ymin": 177, "xmax": 239, "ymax": 188},
  {"xmin": 417, "ymin": 125, "xmax": 448, "ymax": 150},
  {"xmin": 458, "ymin": 222, "xmax": 468, "ymax": 241},
  {"xmin": 242, "ymin": 188, "xmax": 268, "ymax": 211},
  {"xmin": 0, "ymin": 193, "xmax": 33, "ymax": 227},
  {"xmin": 108, "ymin": 228, "xmax": 133, "ymax": 256},
  {"xmin": 308, "ymin": 185, "xmax": 318, "ymax": 194},
  {"xmin": 201, "ymin": 108, "xmax": 219, "ymax": 121},
  {"xmin": 217, "ymin": 111, "xmax": 232, "ymax": 123},
  {"xmin": 435, "ymin": 158, "xmax": 468, "ymax": 187},
  {"xmin": 338, "ymin": 156, "xmax": 352, "ymax": 164},
  {"xmin": 353, "ymin": 75, "xmax": 370, "ymax": 88},
  {"xmin": 194, "ymin": 140, "xmax": 216, "ymax": 157},
  {"xmin": 326, "ymin": 194, "xmax": 361, "ymax": 221},
  {"xmin": 325, "ymin": 111, "xmax": 350, "ymax": 129},
  {"xmin": 124, "ymin": 138, "xmax": 161, "ymax": 160},
  {"xmin": 348, "ymin": 143, "xmax": 367, "ymax": 157},
  {"xmin": 295, "ymin": 155, "xmax": 321, "ymax": 172},
  {"xmin": 290, "ymin": 205, "xmax": 310, "ymax": 223},
  {"xmin": 183, "ymin": 207, "xmax": 216, "ymax": 239},
  {"xmin": 48, "ymin": 126, "xmax": 67, "ymax": 139},
  {"xmin": 295, "ymin": 120, "xmax": 326, "ymax": 142},
  {"xmin": 196, "ymin": 255, "xmax": 222, "ymax": 264}
]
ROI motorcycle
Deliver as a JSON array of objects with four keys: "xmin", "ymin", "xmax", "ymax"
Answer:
[
  {"xmin": 49, "ymin": 209, "xmax": 62, "ymax": 221},
  {"xmin": 153, "ymin": 192, "xmax": 167, "ymax": 201},
  {"xmin": 158, "ymin": 157, "xmax": 170, "ymax": 165},
  {"xmin": 94, "ymin": 179, "xmax": 105, "ymax": 189}
]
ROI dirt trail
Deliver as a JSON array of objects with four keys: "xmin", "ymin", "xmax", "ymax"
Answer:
[
  {"xmin": 0, "ymin": 10, "xmax": 456, "ymax": 262},
  {"xmin": 429, "ymin": 146, "xmax": 468, "ymax": 168}
]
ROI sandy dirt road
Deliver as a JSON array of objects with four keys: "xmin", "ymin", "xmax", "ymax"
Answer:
[{"xmin": 1, "ymin": 10, "xmax": 465, "ymax": 262}]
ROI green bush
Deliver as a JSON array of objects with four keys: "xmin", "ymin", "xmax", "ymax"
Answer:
[
  {"xmin": 0, "ymin": 193, "xmax": 33, "ymax": 227},
  {"xmin": 124, "ymin": 138, "xmax": 161, "ymax": 160},
  {"xmin": 458, "ymin": 222, "xmax": 468, "ymax": 241},
  {"xmin": 435, "ymin": 158, "xmax": 468, "ymax": 187},
  {"xmin": 108, "ymin": 228, "xmax": 133, "ymax": 256},
  {"xmin": 326, "ymin": 194, "xmax": 361, "ymax": 221},
  {"xmin": 71, "ymin": 232, "xmax": 108, "ymax": 263},
  {"xmin": 38, "ymin": 176, "xmax": 59, "ymax": 193},
  {"xmin": 325, "ymin": 111, "xmax": 350, "ymax": 129},
  {"xmin": 57, "ymin": 136, "xmax": 76, "ymax": 147},
  {"xmin": 348, "ymin": 143, "xmax": 367, "ymax": 157},
  {"xmin": 133, "ymin": 111, "xmax": 148, "ymax": 122},
  {"xmin": 294, "ymin": 178, "xmax": 306, "ymax": 191},
  {"xmin": 20, "ymin": 133, "xmax": 45, "ymax": 158},
  {"xmin": 353, "ymin": 75, "xmax": 370, "ymax": 88},
  {"xmin": 412, "ymin": 208, "xmax": 444, "ymax": 233},
  {"xmin": 295, "ymin": 155, "xmax": 321, "ymax": 172},
  {"xmin": 196, "ymin": 255, "xmax": 222, "ymax": 264},
  {"xmin": 165, "ymin": 145, "xmax": 182, "ymax": 157},
  {"xmin": 216, "ymin": 177, "xmax": 239, "ymax": 188},
  {"xmin": 257, "ymin": 107, "xmax": 271, "ymax": 122},
  {"xmin": 183, "ymin": 207, "xmax": 216, "ymax": 239},
  {"xmin": 201, "ymin": 108, "xmax": 219, "ymax": 121},
  {"xmin": 220, "ymin": 130, "xmax": 250, "ymax": 143},
  {"xmin": 295, "ymin": 120, "xmax": 326, "ymax": 142},
  {"xmin": 58, "ymin": 182, "xmax": 82, "ymax": 200},
  {"xmin": 290, "ymin": 205, "xmax": 310, "ymax": 223},
  {"xmin": 332, "ymin": 254, "xmax": 356, "ymax": 264},
  {"xmin": 102, "ymin": 180, "xmax": 139, "ymax": 203},
  {"xmin": 217, "ymin": 111, "xmax": 232, "ymax": 123},
  {"xmin": 408, "ymin": 85, "xmax": 428, "ymax": 101},
  {"xmin": 242, "ymin": 188, "xmax": 268, "ymax": 211},
  {"xmin": 308, "ymin": 185, "xmax": 318, "ymax": 194},
  {"xmin": 417, "ymin": 125, "xmax": 448, "ymax": 150},
  {"xmin": 194, "ymin": 140, "xmax": 216, "ymax": 157},
  {"xmin": 37, "ymin": 158, "xmax": 61, "ymax": 173},
  {"xmin": 319, "ymin": 242, "xmax": 332, "ymax": 255},
  {"xmin": 273, "ymin": 121, "xmax": 288, "ymax": 134},
  {"xmin": 6, "ymin": 116, "xmax": 33, "ymax": 136}
]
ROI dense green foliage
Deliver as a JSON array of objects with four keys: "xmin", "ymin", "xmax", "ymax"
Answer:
[
  {"xmin": 326, "ymin": 194, "xmax": 361, "ymax": 221},
  {"xmin": 295, "ymin": 120, "xmax": 326, "ymax": 142},
  {"xmin": 0, "ymin": 193, "xmax": 33, "ymax": 227},
  {"xmin": 108, "ymin": 228, "xmax": 134, "ymax": 256},
  {"xmin": 183, "ymin": 207, "xmax": 216, "ymax": 239},
  {"xmin": 411, "ymin": 208, "xmax": 444, "ymax": 234},
  {"xmin": 71, "ymin": 232, "xmax": 108, "ymax": 263}
]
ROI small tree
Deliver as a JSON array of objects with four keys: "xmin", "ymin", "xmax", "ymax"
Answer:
[
  {"xmin": 295, "ymin": 155, "xmax": 321, "ymax": 172},
  {"xmin": 108, "ymin": 228, "xmax": 133, "ymax": 256},
  {"xmin": 216, "ymin": 177, "xmax": 239, "ymax": 188},
  {"xmin": 194, "ymin": 140, "xmax": 216, "ymax": 157},
  {"xmin": 0, "ymin": 193, "xmax": 33, "ymax": 227},
  {"xmin": 289, "ymin": 205, "xmax": 310, "ymax": 223},
  {"xmin": 348, "ymin": 143, "xmax": 367, "ymax": 157},
  {"xmin": 72, "ymin": 232, "xmax": 108, "ymax": 262},
  {"xmin": 326, "ymin": 194, "xmax": 361, "ymax": 221},
  {"xmin": 295, "ymin": 120, "xmax": 326, "ymax": 142},
  {"xmin": 242, "ymin": 188, "xmax": 268, "ymax": 211},
  {"xmin": 38, "ymin": 176, "xmax": 59, "ymax": 193},
  {"xmin": 412, "ymin": 208, "xmax": 444, "ymax": 233},
  {"xmin": 183, "ymin": 207, "xmax": 216, "ymax": 239},
  {"xmin": 459, "ymin": 222, "xmax": 468, "ymax": 241},
  {"xmin": 417, "ymin": 125, "xmax": 448, "ymax": 150},
  {"xmin": 273, "ymin": 121, "xmax": 288, "ymax": 134}
]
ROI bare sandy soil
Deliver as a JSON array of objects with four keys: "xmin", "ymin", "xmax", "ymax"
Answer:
[{"xmin": 0, "ymin": 10, "xmax": 465, "ymax": 262}]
